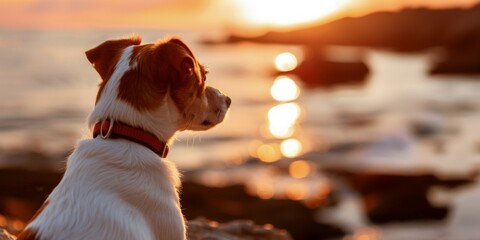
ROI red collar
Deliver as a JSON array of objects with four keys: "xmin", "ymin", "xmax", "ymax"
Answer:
[{"xmin": 93, "ymin": 119, "xmax": 169, "ymax": 158}]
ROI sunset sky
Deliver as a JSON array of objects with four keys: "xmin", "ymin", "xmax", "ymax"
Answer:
[{"xmin": 1, "ymin": 0, "xmax": 479, "ymax": 30}]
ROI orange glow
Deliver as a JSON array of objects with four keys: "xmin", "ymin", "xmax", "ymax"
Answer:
[
  {"xmin": 286, "ymin": 182, "xmax": 308, "ymax": 200},
  {"xmin": 12, "ymin": 219, "xmax": 25, "ymax": 231},
  {"xmin": 275, "ymin": 52, "xmax": 298, "ymax": 71},
  {"xmin": 256, "ymin": 143, "xmax": 282, "ymax": 162},
  {"xmin": 280, "ymin": 138, "xmax": 303, "ymax": 158},
  {"xmin": 199, "ymin": 171, "xmax": 228, "ymax": 187},
  {"xmin": 350, "ymin": 227, "xmax": 381, "ymax": 240},
  {"xmin": 268, "ymin": 103, "xmax": 301, "ymax": 138},
  {"xmin": 255, "ymin": 182, "xmax": 275, "ymax": 199},
  {"xmin": 248, "ymin": 140, "xmax": 263, "ymax": 158},
  {"xmin": 270, "ymin": 76, "xmax": 300, "ymax": 102},
  {"xmin": 2, "ymin": 0, "xmax": 479, "ymax": 29},
  {"xmin": 288, "ymin": 160, "xmax": 311, "ymax": 178},
  {"xmin": 263, "ymin": 224, "xmax": 274, "ymax": 230},
  {"xmin": 233, "ymin": 0, "xmax": 349, "ymax": 26},
  {"xmin": 208, "ymin": 221, "xmax": 219, "ymax": 227},
  {"xmin": 0, "ymin": 214, "xmax": 6, "ymax": 226}
]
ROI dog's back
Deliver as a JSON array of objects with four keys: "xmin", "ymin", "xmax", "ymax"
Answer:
[{"xmin": 19, "ymin": 139, "xmax": 185, "ymax": 240}]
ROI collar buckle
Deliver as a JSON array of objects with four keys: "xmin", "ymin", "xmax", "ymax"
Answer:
[
  {"xmin": 161, "ymin": 144, "xmax": 169, "ymax": 158},
  {"xmin": 99, "ymin": 118, "xmax": 114, "ymax": 139}
]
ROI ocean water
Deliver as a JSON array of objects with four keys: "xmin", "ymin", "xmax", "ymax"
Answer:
[{"xmin": 1, "ymin": 29, "xmax": 480, "ymax": 170}]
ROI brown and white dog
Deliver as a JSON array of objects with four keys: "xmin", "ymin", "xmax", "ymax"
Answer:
[{"xmin": 17, "ymin": 36, "xmax": 231, "ymax": 240}]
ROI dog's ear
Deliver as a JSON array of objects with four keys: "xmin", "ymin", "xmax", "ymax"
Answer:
[
  {"xmin": 86, "ymin": 36, "xmax": 142, "ymax": 81},
  {"xmin": 167, "ymin": 38, "xmax": 195, "ymax": 58},
  {"xmin": 166, "ymin": 38, "xmax": 196, "ymax": 77}
]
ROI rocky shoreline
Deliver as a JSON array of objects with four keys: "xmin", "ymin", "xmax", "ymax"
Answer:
[
  {"xmin": 211, "ymin": 4, "xmax": 480, "ymax": 83},
  {"xmin": 1, "ymin": 219, "xmax": 293, "ymax": 240}
]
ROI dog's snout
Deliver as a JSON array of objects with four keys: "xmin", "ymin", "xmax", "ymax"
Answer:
[{"xmin": 225, "ymin": 97, "xmax": 232, "ymax": 108}]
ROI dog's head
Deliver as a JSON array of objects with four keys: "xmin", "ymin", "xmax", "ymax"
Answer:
[{"xmin": 86, "ymin": 36, "xmax": 230, "ymax": 139}]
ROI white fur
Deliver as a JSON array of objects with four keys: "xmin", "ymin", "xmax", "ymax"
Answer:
[
  {"xmin": 25, "ymin": 46, "xmax": 186, "ymax": 240},
  {"xmin": 27, "ymin": 139, "xmax": 184, "ymax": 240}
]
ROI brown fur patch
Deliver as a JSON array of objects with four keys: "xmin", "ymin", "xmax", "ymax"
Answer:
[{"xmin": 16, "ymin": 228, "xmax": 40, "ymax": 240}]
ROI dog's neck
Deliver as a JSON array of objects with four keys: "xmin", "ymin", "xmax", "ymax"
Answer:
[{"xmin": 87, "ymin": 45, "xmax": 179, "ymax": 144}]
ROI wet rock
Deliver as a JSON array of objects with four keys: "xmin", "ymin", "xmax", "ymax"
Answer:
[
  {"xmin": 430, "ymin": 48, "xmax": 480, "ymax": 75},
  {"xmin": 3, "ymin": 222, "xmax": 290, "ymax": 240},
  {"xmin": 279, "ymin": 46, "xmax": 369, "ymax": 88},
  {"xmin": 187, "ymin": 218, "xmax": 292, "ymax": 240},
  {"xmin": 331, "ymin": 170, "xmax": 476, "ymax": 223}
]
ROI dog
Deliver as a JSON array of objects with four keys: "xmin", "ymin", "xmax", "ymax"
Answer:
[{"xmin": 17, "ymin": 35, "xmax": 231, "ymax": 240}]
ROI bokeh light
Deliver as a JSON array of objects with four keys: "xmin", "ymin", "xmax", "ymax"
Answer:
[
  {"xmin": 274, "ymin": 52, "xmax": 298, "ymax": 71},
  {"xmin": 286, "ymin": 182, "xmax": 308, "ymax": 200},
  {"xmin": 268, "ymin": 124, "xmax": 295, "ymax": 139},
  {"xmin": 280, "ymin": 138, "xmax": 303, "ymax": 158},
  {"xmin": 270, "ymin": 76, "xmax": 300, "ymax": 102},
  {"xmin": 248, "ymin": 140, "xmax": 263, "ymax": 158},
  {"xmin": 288, "ymin": 160, "xmax": 311, "ymax": 179},
  {"xmin": 199, "ymin": 171, "xmax": 229, "ymax": 187},
  {"xmin": 267, "ymin": 103, "xmax": 301, "ymax": 138},
  {"xmin": 256, "ymin": 143, "xmax": 282, "ymax": 162},
  {"xmin": 254, "ymin": 181, "xmax": 275, "ymax": 199}
]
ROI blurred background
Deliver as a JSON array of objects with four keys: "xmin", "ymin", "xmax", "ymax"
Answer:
[{"xmin": 1, "ymin": 0, "xmax": 480, "ymax": 239}]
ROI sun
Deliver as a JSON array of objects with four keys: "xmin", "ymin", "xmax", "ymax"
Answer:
[{"xmin": 233, "ymin": 0, "xmax": 349, "ymax": 27}]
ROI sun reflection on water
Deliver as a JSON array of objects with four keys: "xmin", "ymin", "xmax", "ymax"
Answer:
[
  {"xmin": 280, "ymin": 138, "xmax": 303, "ymax": 158},
  {"xmin": 256, "ymin": 143, "xmax": 282, "ymax": 163},
  {"xmin": 271, "ymin": 76, "xmax": 300, "ymax": 102},
  {"xmin": 268, "ymin": 103, "xmax": 301, "ymax": 138},
  {"xmin": 288, "ymin": 160, "xmax": 311, "ymax": 179},
  {"xmin": 253, "ymin": 180, "xmax": 275, "ymax": 200},
  {"xmin": 191, "ymin": 49, "xmax": 338, "ymax": 210},
  {"xmin": 275, "ymin": 52, "xmax": 298, "ymax": 72},
  {"xmin": 286, "ymin": 182, "xmax": 308, "ymax": 200}
]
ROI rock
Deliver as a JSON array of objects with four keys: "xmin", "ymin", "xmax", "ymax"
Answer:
[
  {"xmin": 187, "ymin": 218, "xmax": 292, "ymax": 240},
  {"xmin": 278, "ymin": 46, "xmax": 369, "ymax": 88},
  {"xmin": 221, "ymin": 4, "xmax": 480, "ymax": 75},
  {"xmin": 3, "ymin": 221, "xmax": 290, "ymax": 240},
  {"xmin": 181, "ymin": 181, "xmax": 345, "ymax": 240},
  {"xmin": 0, "ymin": 218, "xmax": 292, "ymax": 240},
  {"xmin": 430, "ymin": 47, "xmax": 480, "ymax": 74},
  {"xmin": 331, "ymin": 170, "xmax": 476, "ymax": 223}
]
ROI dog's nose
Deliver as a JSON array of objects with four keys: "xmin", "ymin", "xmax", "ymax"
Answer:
[{"xmin": 225, "ymin": 97, "xmax": 232, "ymax": 108}]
